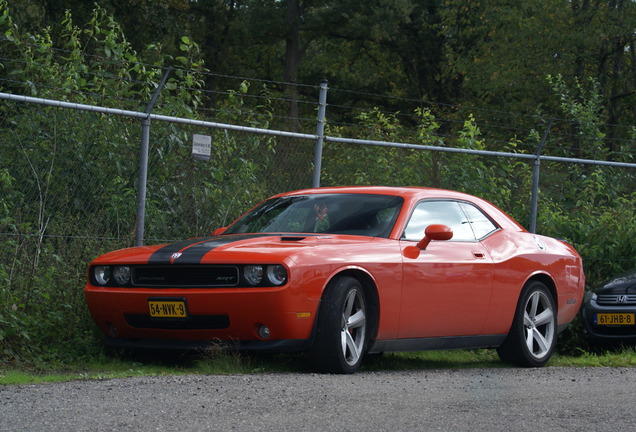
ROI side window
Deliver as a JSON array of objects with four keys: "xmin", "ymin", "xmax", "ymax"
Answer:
[
  {"xmin": 459, "ymin": 203, "xmax": 498, "ymax": 239},
  {"xmin": 403, "ymin": 201, "xmax": 476, "ymax": 241}
]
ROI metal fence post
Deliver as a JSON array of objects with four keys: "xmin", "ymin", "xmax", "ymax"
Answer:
[
  {"xmin": 134, "ymin": 68, "xmax": 172, "ymax": 246},
  {"xmin": 529, "ymin": 122, "xmax": 551, "ymax": 233},
  {"xmin": 312, "ymin": 80, "xmax": 328, "ymax": 188},
  {"xmin": 134, "ymin": 118, "xmax": 150, "ymax": 246}
]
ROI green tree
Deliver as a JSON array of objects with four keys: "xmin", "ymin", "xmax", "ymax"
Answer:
[{"xmin": 439, "ymin": 0, "xmax": 636, "ymax": 140}]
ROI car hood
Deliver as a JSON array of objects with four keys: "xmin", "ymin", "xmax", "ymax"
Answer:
[
  {"xmin": 591, "ymin": 268, "xmax": 636, "ymax": 294},
  {"xmin": 93, "ymin": 233, "xmax": 379, "ymax": 265}
]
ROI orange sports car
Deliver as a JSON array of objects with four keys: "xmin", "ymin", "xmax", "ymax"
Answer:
[{"xmin": 85, "ymin": 186, "xmax": 585, "ymax": 373}]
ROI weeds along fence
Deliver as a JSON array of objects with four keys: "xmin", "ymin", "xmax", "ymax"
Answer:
[
  {"xmin": 0, "ymin": 80, "xmax": 635, "ymax": 361},
  {"xmin": 1, "ymin": 85, "xmax": 636, "ymax": 263}
]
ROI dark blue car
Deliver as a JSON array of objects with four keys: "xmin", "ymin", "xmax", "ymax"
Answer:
[{"xmin": 582, "ymin": 269, "xmax": 636, "ymax": 344}]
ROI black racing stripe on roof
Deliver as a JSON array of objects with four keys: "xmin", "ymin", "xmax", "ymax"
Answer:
[{"xmin": 148, "ymin": 234, "xmax": 282, "ymax": 265}]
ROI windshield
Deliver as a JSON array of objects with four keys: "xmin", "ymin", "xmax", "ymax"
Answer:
[{"xmin": 224, "ymin": 194, "xmax": 404, "ymax": 238}]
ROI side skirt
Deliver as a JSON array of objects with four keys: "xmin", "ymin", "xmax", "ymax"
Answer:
[{"xmin": 368, "ymin": 334, "xmax": 507, "ymax": 354}]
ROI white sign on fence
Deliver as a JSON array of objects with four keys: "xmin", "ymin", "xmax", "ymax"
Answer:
[{"xmin": 192, "ymin": 134, "xmax": 212, "ymax": 160}]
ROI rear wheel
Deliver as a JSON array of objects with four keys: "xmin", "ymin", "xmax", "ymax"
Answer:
[
  {"xmin": 497, "ymin": 280, "xmax": 557, "ymax": 367},
  {"xmin": 310, "ymin": 276, "xmax": 368, "ymax": 374}
]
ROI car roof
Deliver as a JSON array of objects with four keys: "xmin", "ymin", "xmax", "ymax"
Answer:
[
  {"xmin": 274, "ymin": 186, "xmax": 526, "ymax": 232},
  {"xmin": 278, "ymin": 186, "xmax": 471, "ymax": 200}
]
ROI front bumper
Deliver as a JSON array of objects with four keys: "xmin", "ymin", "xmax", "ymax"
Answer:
[
  {"xmin": 581, "ymin": 297, "xmax": 636, "ymax": 342},
  {"xmin": 85, "ymin": 284, "xmax": 320, "ymax": 345}
]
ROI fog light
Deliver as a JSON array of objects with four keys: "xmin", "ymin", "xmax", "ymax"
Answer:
[
  {"xmin": 258, "ymin": 325, "xmax": 271, "ymax": 339},
  {"xmin": 108, "ymin": 323, "xmax": 118, "ymax": 337}
]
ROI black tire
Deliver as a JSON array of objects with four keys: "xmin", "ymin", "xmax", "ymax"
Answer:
[
  {"xmin": 497, "ymin": 280, "xmax": 557, "ymax": 367},
  {"xmin": 310, "ymin": 276, "xmax": 368, "ymax": 374}
]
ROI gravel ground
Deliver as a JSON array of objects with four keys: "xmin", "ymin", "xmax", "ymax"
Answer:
[{"xmin": 1, "ymin": 367, "xmax": 635, "ymax": 431}]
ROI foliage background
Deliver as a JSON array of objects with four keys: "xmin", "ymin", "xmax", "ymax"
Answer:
[{"xmin": 0, "ymin": 1, "xmax": 634, "ymax": 366}]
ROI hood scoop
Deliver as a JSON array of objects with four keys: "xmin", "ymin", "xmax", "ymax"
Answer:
[{"xmin": 280, "ymin": 236, "xmax": 306, "ymax": 242}]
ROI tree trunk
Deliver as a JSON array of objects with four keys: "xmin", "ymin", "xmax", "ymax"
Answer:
[{"xmin": 284, "ymin": 0, "xmax": 302, "ymax": 132}]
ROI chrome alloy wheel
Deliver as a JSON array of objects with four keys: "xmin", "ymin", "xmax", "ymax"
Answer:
[
  {"xmin": 340, "ymin": 288, "xmax": 367, "ymax": 367},
  {"xmin": 523, "ymin": 289, "xmax": 555, "ymax": 360}
]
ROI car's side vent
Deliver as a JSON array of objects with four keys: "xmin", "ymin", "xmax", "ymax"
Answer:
[{"xmin": 280, "ymin": 236, "xmax": 306, "ymax": 241}]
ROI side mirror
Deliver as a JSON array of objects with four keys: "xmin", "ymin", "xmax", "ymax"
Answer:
[
  {"xmin": 416, "ymin": 224, "xmax": 453, "ymax": 250},
  {"xmin": 212, "ymin": 227, "xmax": 227, "ymax": 236}
]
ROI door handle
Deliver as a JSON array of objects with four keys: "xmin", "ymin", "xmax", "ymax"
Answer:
[{"xmin": 472, "ymin": 250, "xmax": 485, "ymax": 259}]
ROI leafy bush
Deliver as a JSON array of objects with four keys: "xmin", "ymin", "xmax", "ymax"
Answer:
[{"xmin": 0, "ymin": 2, "xmax": 277, "ymax": 365}]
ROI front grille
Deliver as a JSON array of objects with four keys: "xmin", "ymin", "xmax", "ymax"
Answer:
[
  {"xmin": 125, "ymin": 314, "xmax": 230, "ymax": 330},
  {"xmin": 132, "ymin": 265, "xmax": 239, "ymax": 288},
  {"xmin": 596, "ymin": 294, "xmax": 636, "ymax": 306}
]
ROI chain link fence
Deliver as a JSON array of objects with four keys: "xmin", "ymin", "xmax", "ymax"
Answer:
[
  {"xmin": 1, "ymin": 86, "xmax": 635, "ymax": 362},
  {"xmin": 2, "ymin": 89, "xmax": 635, "ymax": 262}
]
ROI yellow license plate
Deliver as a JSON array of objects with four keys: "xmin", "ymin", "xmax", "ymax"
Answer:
[
  {"xmin": 595, "ymin": 313, "xmax": 635, "ymax": 326},
  {"xmin": 148, "ymin": 300, "xmax": 187, "ymax": 318}
]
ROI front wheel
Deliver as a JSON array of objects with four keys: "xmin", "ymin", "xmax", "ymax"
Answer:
[
  {"xmin": 310, "ymin": 276, "xmax": 368, "ymax": 374},
  {"xmin": 497, "ymin": 281, "xmax": 557, "ymax": 367}
]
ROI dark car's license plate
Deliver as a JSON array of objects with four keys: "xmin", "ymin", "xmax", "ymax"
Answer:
[
  {"xmin": 148, "ymin": 299, "xmax": 187, "ymax": 318},
  {"xmin": 595, "ymin": 313, "xmax": 635, "ymax": 326}
]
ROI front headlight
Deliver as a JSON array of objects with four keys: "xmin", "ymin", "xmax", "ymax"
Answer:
[
  {"xmin": 113, "ymin": 266, "xmax": 131, "ymax": 285},
  {"xmin": 244, "ymin": 265, "xmax": 264, "ymax": 286},
  {"xmin": 93, "ymin": 266, "xmax": 111, "ymax": 286},
  {"xmin": 91, "ymin": 265, "xmax": 131, "ymax": 287},
  {"xmin": 242, "ymin": 265, "xmax": 287, "ymax": 286},
  {"xmin": 266, "ymin": 265, "xmax": 287, "ymax": 286}
]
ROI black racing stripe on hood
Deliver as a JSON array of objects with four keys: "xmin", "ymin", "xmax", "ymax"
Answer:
[
  {"xmin": 148, "ymin": 234, "xmax": 282, "ymax": 265},
  {"xmin": 147, "ymin": 237, "xmax": 210, "ymax": 264}
]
